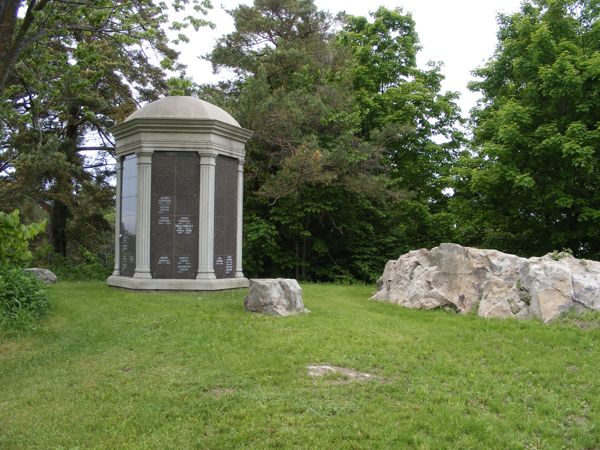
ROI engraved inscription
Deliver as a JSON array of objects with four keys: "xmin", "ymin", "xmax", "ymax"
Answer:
[
  {"xmin": 177, "ymin": 256, "xmax": 192, "ymax": 274},
  {"xmin": 157, "ymin": 256, "xmax": 171, "ymax": 265},
  {"xmin": 158, "ymin": 196, "xmax": 172, "ymax": 213},
  {"xmin": 226, "ymin": 255, "xmax": 233, "ymax": 274},
  {"xmin": 175, "ymin": 216, "xmax": 193, "ymax": 235},
  {"xmin": 158, "ymin": 216, "xmax": 171, "ymax": 225}
]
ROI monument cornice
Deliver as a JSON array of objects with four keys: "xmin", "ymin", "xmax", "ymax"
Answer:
[{"xmin": 111, "ymin": 118, "xmax": 253, "ymax": 143}]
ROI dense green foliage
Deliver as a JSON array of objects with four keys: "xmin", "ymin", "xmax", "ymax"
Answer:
[
  {"xmin": 0, "ymin": 0, "xmax": 211, "ymax": 266},
  {"xmin": 452, "ymin": 0, "xmax": 600, "ymax": 258},
  {"xmin": 207, "ymin": 1, "xmax": 462, "ymax": 281},
  {"xmin": 0, "ymin": 209, "xmax": 45, "ymax": 268},
  {"xmin": 0, "ymin": 209, "xmax": 49, "ymax": 333},
  {"xmin": 47, "ymin": 250, "xmax": 113, "ymax": 281},
  {"xmin": 1, "ymin": 282, "xmax": 599, "ymax": 447},
  {"xmin": 0, "ymin": 266, "xmax": 49, "ymax": 335}
]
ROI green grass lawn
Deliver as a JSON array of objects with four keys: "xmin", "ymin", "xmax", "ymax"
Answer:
[{"xmin": 1, "ymin": 282, "xmax": 599, "ymax": 449}]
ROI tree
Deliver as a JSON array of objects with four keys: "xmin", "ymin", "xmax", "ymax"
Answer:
[
  {"xmin": 452, "ymin": 0, "xmax": 600, "ymax": 258},
  {"xmin": 340, "ymin": 7, "xmax": 463, "ymax": 242},
  {"xmin": 0, "ymin": 0, "xmax": 211, "ymax": 93},
  {"xmin": 0, "ymin": 0, "xmax": 211, "ymax": 256},
  {"xmin": 207, "ymin": 1, "xmax": 463, "ymax": 281}
]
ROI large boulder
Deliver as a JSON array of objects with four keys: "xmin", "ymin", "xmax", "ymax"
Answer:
[
  {"xmin": 244, "ymin": 278, "xmax": 308, "ymax": 316},
  {"xmin": 372, "ymin": 244, "xmax": 600, "ymax": 322},
  {"xmin": 24, "ymin": 268, "xmax": 58, "ymax": 284}
]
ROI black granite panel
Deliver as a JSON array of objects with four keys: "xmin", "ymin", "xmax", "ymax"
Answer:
[
  {"xmin": 174, "ymin": 194, "xmax": 197, "ymax": 216},
  {"xmin": 153, "ymin": 157, "xmax": 176, "ymax": 194},
  {"xmin": 176, "ymin": 156, "xmax": 199, "ymax": 195},
  {"xmin": 120, "ymin": 228, "xmax": 136, "ymax": 276},
  {"xmin": 213, "ymin": 155, "xmax": 238, "ymax": 279},
  {"xmin": 152, "ymin": 252, "xmax": 173, "ymax": 279},
  {"xmin": 119, "ymin": 154, "xmax": 137, "ymax": 277},
  {"xmin": 150, "ymin": 152, "xmax": 199, "ymax": 279}
]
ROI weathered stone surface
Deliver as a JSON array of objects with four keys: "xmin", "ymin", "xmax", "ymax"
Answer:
[
  {"xmin": 244, "ymin": 278, "xmax": 308, "ymax": 316},
  {"xmin": 306, "ymin": 365, "xmax": 376, "ymax": 382},
  {"xmin": 372, "ymin": 244, "xmax": 600, "ymax": 322},
  {"xmin": 24, "ymin": 268, "xmax": 57, "ymax": 284}
]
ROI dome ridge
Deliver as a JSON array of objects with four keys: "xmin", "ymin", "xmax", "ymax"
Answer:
[{"xmin": 125, "ymin": 96, "xmax": 240, "ymax": 127}]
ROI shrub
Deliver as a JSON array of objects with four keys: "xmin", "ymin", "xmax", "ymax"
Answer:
[
  {"xmin": 49, "ymin": 247, "xmax": 113, "ymax": 281},
  {"xmin": 0, "ymin": 210, "xmax": 46, "ymax": 268},
  {"xmin": 0, "ymin": 210, "xmax": 50, "ymax": 335},
  {"xmin": 0, "ymin": 266, "xmax": 50, "ymax": 334}
]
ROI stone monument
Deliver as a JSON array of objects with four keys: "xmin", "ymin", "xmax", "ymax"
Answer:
[{"xmin": 107, "ymin": 96, "xmax": 252, "ymax": 290}]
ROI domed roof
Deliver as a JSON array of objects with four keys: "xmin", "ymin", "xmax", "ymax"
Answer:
[{"xmin": 125, "ymin": 96, "xmax": 240, "ymax": 127}]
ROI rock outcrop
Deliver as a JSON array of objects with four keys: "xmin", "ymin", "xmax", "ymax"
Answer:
[
  {"xmin": 244, "ymin": 278, "xmax": 308, "ymax": 316},
  {"xmin": 372, "ymin": 244, "xmax": 600, "ymax": 322}
]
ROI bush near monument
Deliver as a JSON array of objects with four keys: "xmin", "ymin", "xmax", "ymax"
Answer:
[
  {"xmin": 0, "ymin": 210, "xmax": 50, "ymax": 333},
  {"xmin": 0, "ymin": 266, "xmax": 50, "ymax": 333}
]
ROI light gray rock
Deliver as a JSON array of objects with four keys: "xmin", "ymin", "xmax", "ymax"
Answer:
[
  {"xmin": 24, "ymin": 268, "xmax": 57, "ymax": 284},
  {"xmin": 520, "ymin": 256, "xmax": 573, "ymax": 322},
  {"xmin": 306, "ymin": 365, "xmax": 376, "ymax": 382},
  {"xmin": 244, "ymin": 278, "xmax": 308, "ymax": 316},
  {"xmin": 372, "ymin": 244, "xmax": 600, "ymax": 322}
]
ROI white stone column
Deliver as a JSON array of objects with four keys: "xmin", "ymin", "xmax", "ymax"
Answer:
[
  {"xmin": 196, "ymin": 152, "xmax": 216, "ymax": 280},
  {"xmin": 133, "ymin": 151, "xmax": 153, "ymax": 279},
  {"xmin": 112, "ymin": 159, "xmax": 122, "ymax": 276},
  {"xmin": 235, "ymin": 159, "xmax": 245, "ymax": 278}
]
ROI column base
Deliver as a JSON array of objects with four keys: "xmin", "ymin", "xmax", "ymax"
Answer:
[
  {"xmin": 133, "ymin": 270, "xmax": 152, "ymax": 279},
  {"xmin": 235, "ymin": 271, "xmax": 245, "ymax": 278},
  {"xmin": 196, "ymin": 271, "xmax": 216, "ymax": 280}
]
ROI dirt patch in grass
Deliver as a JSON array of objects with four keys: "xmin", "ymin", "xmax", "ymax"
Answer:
[
  {"xmin": 0, "ymin": 339, "xmax": 32, "ymax": 359},
  {"xmin": 207, "ymin": 387, "xmax": 236, "ymax": 398}
]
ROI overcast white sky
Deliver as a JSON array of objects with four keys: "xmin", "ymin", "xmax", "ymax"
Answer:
[{"xmin": 175, "ymin": 0, "xmax": 524, "ymax": 115}]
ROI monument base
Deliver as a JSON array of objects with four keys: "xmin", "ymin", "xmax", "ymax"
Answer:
[{"xmin": 107, "ymin": 275, "xmax": 249, "ymax": 291}]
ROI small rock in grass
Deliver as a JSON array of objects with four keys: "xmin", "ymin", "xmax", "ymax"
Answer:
[
  {"xmin": 24, "ymin": 268, "xmax": 57, "ymax": 284},
  {"xmin": 306, "ymin": 365, "xmax": 376, "ymax": 382},
  {"xmin": 244, "ymin": 278, "xmax": 308, "ymax": 316}
]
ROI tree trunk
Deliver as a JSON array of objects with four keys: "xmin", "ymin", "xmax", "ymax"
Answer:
[
  {"xmin": 0, "ymin": 1, "xmax": 18, "ymax": 61},
  {"xmin": 0, "ymin": 0, "xmax": 49, "ymax": 92},
  {"xmin": 47, "ymin": 104, "xmax": 80, "ymax": 257},
  {"xmin": 301, "ymin": 237, "xmax": 306, "ymax": 279},
  {"xmin": 295, "ymin": 240, "xmax": 300, "ymax": 280},
  {"xmin": 49, "ymin": 199, "xmax": 69, "ymax": 256}
]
